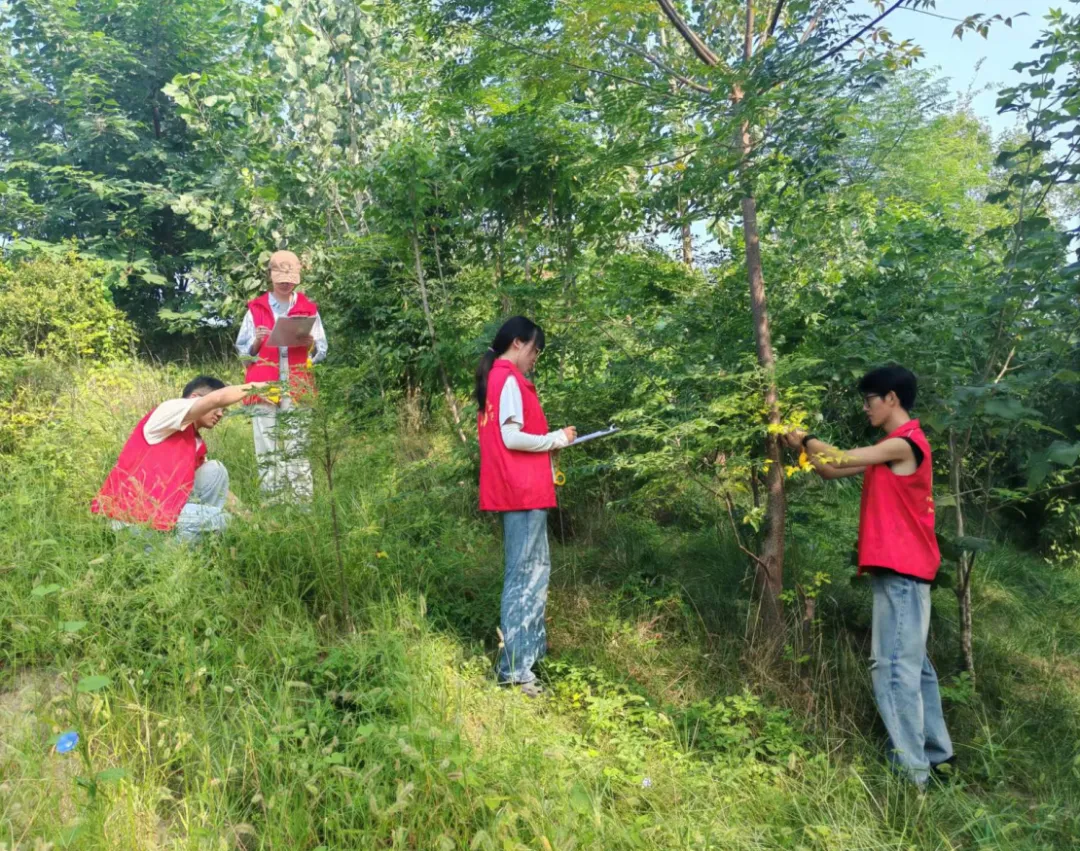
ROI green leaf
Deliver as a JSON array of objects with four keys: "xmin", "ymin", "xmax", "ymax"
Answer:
[
  {"xmin": 955, "ymin": 536, "xmax": 992, "ymax": 553},
  {"xmin": 569, "ymin": 783, "xmax": 592, "ymax": 815},
  {"xmin": 61, "ymin": 621, "xmax": 88, "ymax": 634},
  {"xmin": 31, "ymin": 584, "xmax": 62, "ymax": 598},
  {"xmin": 1047, "ymin": 441, "xmax": 1080, "ymax": 467},
  {"xmin": 1028, "ymin": 459, "xmax": 1052, "ymax": 490},
  {"xmin": 77, "ymin": 675, "xmax": 112, "ymax": 694},
  {"xmin": 95, "ymin": 767, "xmax": 129, "ymax": 783},
  {"xmin": 936, "ymin": 533, "xmax": 962, "ymax": 563}
]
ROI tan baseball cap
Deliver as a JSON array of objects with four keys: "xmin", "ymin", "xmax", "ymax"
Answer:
[{"xmin": 268, "ymin": 250, "xmax": 301, "ymax": 285}]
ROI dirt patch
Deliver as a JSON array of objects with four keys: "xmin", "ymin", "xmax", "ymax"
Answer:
[{"xmin": 0, "ymin": 670, "xmax": 64, "ymax": 752}]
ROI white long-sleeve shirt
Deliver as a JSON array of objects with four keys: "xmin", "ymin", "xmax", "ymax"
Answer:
[{"xmin": 499, "ymin": 376, "xmax": 570, "ymax": 452}]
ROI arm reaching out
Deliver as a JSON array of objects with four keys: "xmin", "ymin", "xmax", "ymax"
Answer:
[
  {"xmin": 181, "ymin": 383, "xmax": 268, "ymax": 427},
  {"xmin": 783, "ymin": 428, "xmax": 911, "ymax": 479}
]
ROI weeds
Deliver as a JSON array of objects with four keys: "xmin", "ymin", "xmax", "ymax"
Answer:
[{"xmin": 2, "ymin": 361, "xmax": 1080, "ymax": 849}]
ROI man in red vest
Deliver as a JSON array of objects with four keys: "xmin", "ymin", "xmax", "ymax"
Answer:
[
  {"xmin": 234, "ymin": 250, "xmax": 327, "ymax": 502},
  {"xmin": 784, "ymin": 365, "xmax": 953, "ymax": 787},
  {"xmin": 92, "ymin": 376, "xmax": 267, "ymax": 541}
]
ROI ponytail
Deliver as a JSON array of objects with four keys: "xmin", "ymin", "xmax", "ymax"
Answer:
[{"xmin": 475, "ymin": 316, "xmax": 546, "ymax": 408}]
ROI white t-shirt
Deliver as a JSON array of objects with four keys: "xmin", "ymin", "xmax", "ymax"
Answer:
[
  {"xmin": 143, "ymin": 398, "xmax": 202, "ymax": 452},
  {"xmin": 498, "ymin": 375, "xmax": 569, "ymax": 453}
]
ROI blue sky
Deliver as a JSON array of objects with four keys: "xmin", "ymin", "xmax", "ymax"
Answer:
[{"xmin": 853, "ymin": 1, "xmax": 1056, "ymax": 135}]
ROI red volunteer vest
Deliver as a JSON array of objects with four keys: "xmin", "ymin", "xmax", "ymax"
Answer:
[
  {"xmin": 478, "ymin": 360, "xmax": 557, "ymax": 512},
  {"xmin": 91, "ymin": 409, "xmax": 200, "ymax": 531},
  {"xmin": 243, "ymin": 291, "xmax": 318, "ymax": 404},
  {"xmin": 857, "ymin": 419, "xmax": 940, "ymax": 581}
]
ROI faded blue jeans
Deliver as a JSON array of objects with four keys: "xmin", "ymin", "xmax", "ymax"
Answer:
[
  {"xmin": 869, "ymin": 571, "xmax": 954, "ymax": 786},
  {"xmin": 175, "ymin": 460, "xmax": 231, "ymax": 543},
  {"xmin": 496, "ymin": 510, "xmax": 551, "ymax": 685}
]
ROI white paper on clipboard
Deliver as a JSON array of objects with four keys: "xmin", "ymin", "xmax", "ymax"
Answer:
[
  {"xmin": 265, "ymin": 315, "xmax": 316, "ymax": 348},
  {"xmin": 570, "ymin": 426, "xmax": 619, "ymax": 446}
]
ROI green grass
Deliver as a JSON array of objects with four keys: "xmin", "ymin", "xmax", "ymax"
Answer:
[{"xmin": 2, "ymin": 360, "xmax": 1080, "ymax": 850}]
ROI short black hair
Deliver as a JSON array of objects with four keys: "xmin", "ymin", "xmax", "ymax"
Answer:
[
  {"xmin": 182, "ymin": 375, "xmax": 226, "ymax": 398},
  {"xmin": 858, "ymin": 365, "xmax": 917, "ymax": 411}
]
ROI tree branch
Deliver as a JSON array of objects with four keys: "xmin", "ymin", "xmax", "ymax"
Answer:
[
  {"xmin": 800, "ymin": 3, "xmax": 827, "ymax": 43},
  {"xmin": 816, "ymin": 0, "xmax": 909, "ymax": 64},
  {"xmin": 619, "ymin": 40, "xmax": 715, "ymax": 94},
  {"xmin": 766, "ymin": 0, "xmax": 787, "ymax": 39},
  {"xmin": 655, "ymin": 0, "xmax": 720, "ymax": 67}
]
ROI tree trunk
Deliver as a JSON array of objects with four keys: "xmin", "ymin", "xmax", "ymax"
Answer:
[
  {"xmin": 949, "ymin": 430, "xmax": 976, "ymax": 684},
  {"xmin": 739, "ymin": 184, "xmax": 785, "ymax": 626},
  {"xmin": 656, "ymin": 0, "xmax": 787, "ymax": 630},
  {"xmin": 411, "ymin": 229, "xmax": 467, "ymax": 443},
  {"xmin": 678, "ymin": 189, "xmax": 693, "ymax": 267},
  {"xmin": 321, "ymin": 415, "xmax": 352, "ymax": 631},
  {"xmin": 496, "ymin": 215, "xmax": 510, "ymax": 314}
]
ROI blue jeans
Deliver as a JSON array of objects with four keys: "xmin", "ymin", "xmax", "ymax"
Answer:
[
  {"xmin": 869, "ymin": 571, "xmax": 953, "ymax": 785},
  {"xmin": 496, "ymin": 510, "xmax": 551, "ymax": 684},
  {"xmin": 175, "ymin": 461, "xmax": 231, "ymax": 542}
]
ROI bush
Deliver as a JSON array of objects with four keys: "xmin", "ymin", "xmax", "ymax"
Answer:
[{"xmin": 0, "ymin": 252, "xmax": 137, "ymax": 361}]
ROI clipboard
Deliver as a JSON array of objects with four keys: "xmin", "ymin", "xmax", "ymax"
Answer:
[
  {"xmin": 570, "ymin": 425, "xmax": 619, "ymax": 446},
  {"xmin": 265, "ymin": 315, "xmax": 316, "ymax": 348}
]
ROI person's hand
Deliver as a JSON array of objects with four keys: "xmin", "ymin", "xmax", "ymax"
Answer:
[
  {"xmin": 296, "ymin": 334, "xmax": 315, "ymax": 350},
  {"xmin": 783, "ymin": 428, "xmax": 807, "ymax": 451},
  {"xmin": 250, "ymin": 327, "xmax": 272, "ymax": 355},
  {"xmin": 562, "ymin": 426, "xmax": 577, "ymax": 444}
]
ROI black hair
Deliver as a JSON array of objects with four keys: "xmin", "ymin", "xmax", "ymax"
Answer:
[
  {"xmin": 475, "ymin": 316, "xmax": 546, "ymax": 408},
  {"xmin": 858, "ymin": 365, "xmax": 917, "ymax": 412},
  {"xmin": 182, "ymin": 375, "xmax": 226, "ymax": 398}
]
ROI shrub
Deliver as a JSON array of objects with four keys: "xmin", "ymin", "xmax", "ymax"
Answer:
[{"xmin": 0, "ymin": 252, "xmax": 136, "ymax": 362}]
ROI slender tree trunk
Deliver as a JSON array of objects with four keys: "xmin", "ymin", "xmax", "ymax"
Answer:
[
  {"xmin": 655, "ymin": 0, "xmax": 787, "ymax": 629},
  {"xmin": 322, "ymin": 415, "xmax": 352, "ymax": 631},
  {"xmin": 741, "ymin": 184, "xmax": 785, "ymax": 627},
  {"xmin": 521, "ymin": 210, "xmax": 531, "ymax": 287},
  {"xmin": 949, "ymin": 430, "xmax": 976, "ymax": 684},
  {"xmin": 496, "ymin": 215, "xmax": 510, "ymax": 314},
  {"xmin": 678, "ymin": 189, "xmax": 693, "ymax": 267},
  {"xmin": 430, "ymin": 224, "xmax": 449, "ymax": 307},
  {"xmin": 411, "ymin": 229, "xmax": 467, "ymax": 443}
]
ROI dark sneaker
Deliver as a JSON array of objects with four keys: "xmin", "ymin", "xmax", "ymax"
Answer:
[{"xmin": 931, "ymin": 757, "xmax": 957, "ymax": 783}]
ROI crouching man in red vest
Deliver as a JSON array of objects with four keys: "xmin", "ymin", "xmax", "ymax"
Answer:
[
  {"xmin": 92, "ymin": 376, "xmax": 267, "ymax": 542},
  {"xmin": 784, "ymin": 365, "xmax": 953, "ymax": 787}
]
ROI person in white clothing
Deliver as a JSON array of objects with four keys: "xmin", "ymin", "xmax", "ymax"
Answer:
[{"xmin": 234, "ymin": 250, "xmax": 328, "ymax": 502}]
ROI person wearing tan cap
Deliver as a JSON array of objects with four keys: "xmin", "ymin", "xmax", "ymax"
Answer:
[{"xmin": 234, "ymin": 250, "xmax": 328, "ymax": 501}]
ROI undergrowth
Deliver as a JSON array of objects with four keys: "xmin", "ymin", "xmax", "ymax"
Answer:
[{"xmin": 1, "ymin": 361, "xmax": 1079, "ymax": 850}]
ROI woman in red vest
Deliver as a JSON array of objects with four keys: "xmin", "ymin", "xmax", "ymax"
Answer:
[
  {"xmin": 784, "ymin": 365, "xmax": 953, "ymax": 787},
  {"xmin": 477, "ymin": 316, "xmax": 576, "ymax": 697},
  {"xmin": 92, "ymin": 376, "xmax": 267, "ymax": 541},
  {"xmin": 234, "ymin": 250, "xmax": 328, "ymax": 501}
]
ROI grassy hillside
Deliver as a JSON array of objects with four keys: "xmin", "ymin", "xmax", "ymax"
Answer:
[{"xmin": 2, "ymin": 361, "xmax": 1079, "ymax": 850}]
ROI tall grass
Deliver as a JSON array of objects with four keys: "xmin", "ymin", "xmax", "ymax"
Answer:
[{"xmin": 1, "ymin": 360, "xmax": 1079, "ymax": 849}]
